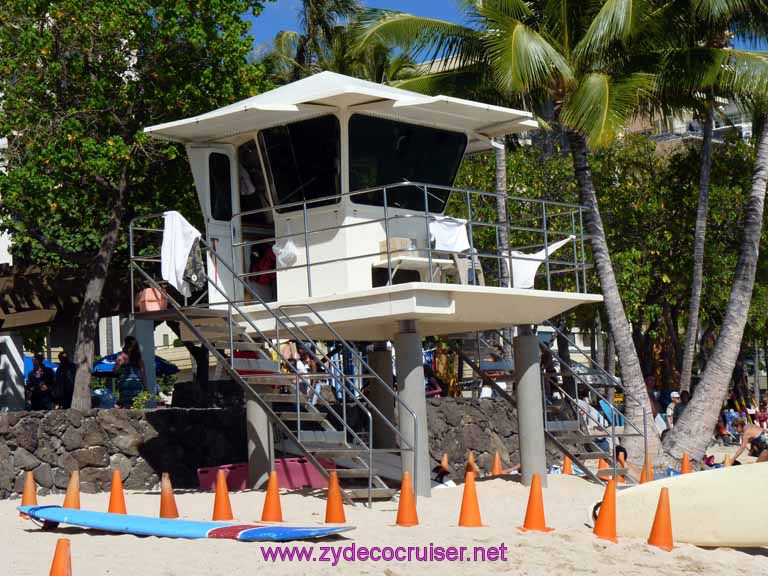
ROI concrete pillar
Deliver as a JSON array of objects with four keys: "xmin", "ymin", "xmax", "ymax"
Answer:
[
  {"xmin": 394, "ymin": 320, "xmax": 430, "ymax": 498},
  {"xmin": 514, "ymin": 333, "xmax": 546, "ymax": 487},
  {"xmin": 0, "ymin": 332, "xmax": 25, "ymax": 410},
  {"xmin": 367, "ymin": 345, "xmax": 397, "ymax": 449},
  {"xmin": 123, "ymin": 318, "xmax": 157, "ymax": 396},
  {"xmin": 246, "ymin": 393, "xmax": 273, "ymax": 489}
]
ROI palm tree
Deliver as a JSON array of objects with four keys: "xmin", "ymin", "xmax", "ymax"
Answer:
[
  {"xmin": 357, "ymin": 0, "xmax": 663, "ymax": 461},
  {"xmin": 657, "ymin": 0, "xmax": 768, "ymax": 394},
  {"xmin": 665, "ymin": 109, "xmax": 768, "ymax": 459}
]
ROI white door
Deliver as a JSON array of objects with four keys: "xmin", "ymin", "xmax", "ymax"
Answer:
[{"xmin": 187, "ymin": 145, "xmax": 242, "ymax": 305}]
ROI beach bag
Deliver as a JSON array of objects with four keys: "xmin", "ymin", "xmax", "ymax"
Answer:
[{"xmin": 273, "ymin": 222, "xmax": 298, "ymax": 269}]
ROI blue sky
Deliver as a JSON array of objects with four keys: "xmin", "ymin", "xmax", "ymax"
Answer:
[
  {"xmin": 246, "ymin": 1, "xmax": 767, "ymax": 51},
  {"xmin": 247, "ymin": 1, "xmax": 462, "ymax": 47}
]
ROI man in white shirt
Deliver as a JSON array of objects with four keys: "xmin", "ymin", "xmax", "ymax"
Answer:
[{"xmin": 666, "ymin": 391, "xmax": 681, "ymax": 430}]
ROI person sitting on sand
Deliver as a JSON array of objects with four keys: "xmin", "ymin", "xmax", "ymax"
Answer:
[{"xmin": 731, "ymin": 417, "xmax": 768, "ymax": 463}]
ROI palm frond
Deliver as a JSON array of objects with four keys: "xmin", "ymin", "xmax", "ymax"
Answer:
[
  {"xmin": 561, "ymin": 72, "xmax": 655, "ymax": 147},
  {"xmin": 573, "ymin": 0, "xmax": 653, "ymax": 60},
  {"xmin": 691, "ymin": 0, "xmax": 761, "ymax": 21},
  {"xmin": 480, "ymin": 5, "xmax": 573, "ymax": 94},
  {"xmin": 353, "ymin": 9, "xmax": 480, "ymax": 66}
]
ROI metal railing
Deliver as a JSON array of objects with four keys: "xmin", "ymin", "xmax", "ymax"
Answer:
[
  {"xmin": 129, "ymin": 214, "xmax": 418, "ymax": 505},
  {"xmin": 231, "ymin": 181, "xmax": 591, "ymax": 297}
]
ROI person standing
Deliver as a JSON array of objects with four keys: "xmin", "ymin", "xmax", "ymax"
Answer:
[
  {"xmin": 666, "ymin": 391, "xmax": 681, "ymax": 430},
  {"xmin": 113, "ymin": 336, "xmax": 146, "ymax": 408},
  {"xmin": 54, "ymin": 351, "xmax": 76, "ymax": 409},
  {"xmin": 26, "ymin": 353, "xmax": 55, "ymax": 410}
]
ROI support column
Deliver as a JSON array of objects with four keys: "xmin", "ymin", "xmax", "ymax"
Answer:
[
  {"xmin": 394, "ymin": 320, "xmax": 430, "ymax": 498},
  {"xmin": 246, "ymin": 392, "xmax": 273, "ymax": 489},
  {"xmin": 514, "ymin": 333, "xmax": 547, "ymax": 487},
  {"xmin": 367, "ymin": 344, "xmax": 397, "ymax": 449}
]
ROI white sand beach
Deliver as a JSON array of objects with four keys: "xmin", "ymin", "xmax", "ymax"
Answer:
[{"xmin": 2, "ymin": 475, "xmax": 765, "ymax": 575}]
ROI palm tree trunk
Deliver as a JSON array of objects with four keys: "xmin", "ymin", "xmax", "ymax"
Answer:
[
  {"xmin": 568, "ymin": 131, "xmax": 661, "ymax": 463},
  {"xmin": 680, "ymin": 107, "xmax": 715, "ymax": 392},
  {"xmin": 494, "ymin": 137, "xmax": 513, "ymax": 360},
  {"xmin": 71, "ymin": 181, "xmax": 127, "ymax": 410},
  {"xmin": 664, "ymin": 113, "xmax": 768, "ymax": 459}
]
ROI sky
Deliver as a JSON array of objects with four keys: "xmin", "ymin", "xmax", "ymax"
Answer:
[
  {"xmin": 246, "ymin": 1, "xmax": 768, "ymax": 51},
  {"xmin": 247, "ymin": 0, "xmax": 462, "ymax": 48}
]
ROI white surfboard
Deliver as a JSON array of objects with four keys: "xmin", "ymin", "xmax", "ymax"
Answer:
[{"xmin": 595, "ymin": 462, "xmax": 768, "ymax": 547}]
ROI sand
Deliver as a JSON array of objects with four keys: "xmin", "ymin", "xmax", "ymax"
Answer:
[{"xmin": 2, "ymin": 475, "xmax": 765, "ymax": 575}]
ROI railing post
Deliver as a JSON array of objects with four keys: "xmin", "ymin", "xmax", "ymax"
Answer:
[
  {"xmin": 571, "ymin": 212, "xmax": 580, "ymax": 293},
  {"xmin": 383, "ymin": 187, "xmax": 393, "ymax": 286},
  {"xmin": 579, "ymin": 207, "xmax": 588, "ymax": 293},
  {"xmin": 423, "ymin": 185, "xmax": 433, "ymax": 282},
  {"xmin": 542, "ymin": 203, "xmax": 551, "ymax": 291},
  {"xmin": 303, "ymin": 204, "xmax": 312, "ymax": 297},
  {"xmin": 465, "ymin": 190, "xmax": 476, "ymax": 285}
]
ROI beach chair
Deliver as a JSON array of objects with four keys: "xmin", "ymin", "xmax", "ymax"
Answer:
[{"xmin": 452, "ymin": 250, "xmax": 485, "ymax": 286}]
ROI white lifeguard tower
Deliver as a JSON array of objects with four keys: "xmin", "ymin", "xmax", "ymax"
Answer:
[{"xmin": 134, "ymin": 72, "xmax": 603, "ymax": 501}]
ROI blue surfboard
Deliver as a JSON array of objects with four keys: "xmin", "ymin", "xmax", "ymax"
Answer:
[{"xmin": 18, "ymin": 506, "xmax": 353, "ymax": 542}]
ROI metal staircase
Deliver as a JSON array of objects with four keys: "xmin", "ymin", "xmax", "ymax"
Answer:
[
  {"xmin": 129, "ymin": 215, "xmax": 417, "ymax": 505},
  {"xmin": 447, "ymin": 325, "xmax": 648, "ymax": 485}
]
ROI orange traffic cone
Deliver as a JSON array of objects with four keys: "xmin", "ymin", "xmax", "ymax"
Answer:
[
  {"xmin": 465, "ymin": 451, "xmax": 477, "ymax": 474},
  {"xmin": 49, "ymin": 538, "xmax": 72, "ymax": 576},
  {"xmin": 518, "ymin": 473, "xmax": 553, "ymax": 532},
  {"xmin": 396, "ymin": 471, "xmax": 418, "ymax": 527},
  {"xmin": 490, "ymin": 452, "xmax": 503, "ymax": 476},
  {"xmin": 159, "ymin": 472, "xmax": 179, "ymax": 519},
  {"xmin": 261, "ymin": 470, "xmax": 283, "ymax": 522},
  {"xmin": 458, "ymin": 471, "xmax": 483, "ymax": 527},
  {"xmin": 680, "ymin": 453, "xmax": 692, "ymax": 474},
  {"xmin": 562, "ymin": 456, "xmax": 573, "ymax": 475},
  {"xmin": 325, "ymin": 471, "xmax": 346, "ymax": 524},
  {"xmin": 62, "ymin": 470, "xmax": 80, "ymax": 510},
  {"xmin": 439, "ymin": 453, "xmax": 449, "ymax": 473},
  {"xmin": 617, "ymin": 452, "xmax": 626, "ymax": 468},
  {"xmin": 19, "ymin": 470, "xmax": 37, "ymax": 518},
  {"xmin": 212, "ymin": 469, "xmax": 233, "ymax": 521},
  {"xmin": 597, "ymin": 459, "xmax": 609, "ymax": 478},
  {"xmin": 108, "ymin": 470, "xmax": 126, "ymax": 514},
  {"xmin": 593, "ymin": 479, "xmax": 618, "ymax": 543},
  {"xmin": 640, "ymin": 454, "xmax": 653, "ymax": 483},
  {"xmin": 647, "ymin": 487, "xmax": 674, "ymax": 551},
  {"xmin": 723, "ymin": 454, "xmax": 732, "ymax": 468}
]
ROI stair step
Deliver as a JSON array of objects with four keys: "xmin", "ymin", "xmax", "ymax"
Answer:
[
  {"xmin": 209, "ymin": 341, "xmax": 266, "ymax": 351},
  {"xmin": 596, "ymin": 467, "xmax": 628, "ymax": 477},
  {"xmin": 572, "ymin": 451, "xmax": 612, "ymax": 460},
  {"xmin": 345, "ymin": 487, "xmax": 397, "ymax": 500},
  {"xmin": 261, "ymin": 393, "xmax": 310, "ymax": 403},
  {"xmin": 333, "ymin": 468, "xmax": 372, "ymax": 478},
  {"xmin": 276, "ymin": 411, "xmax": 328, "ymax": 422},
  {"xmin": 549, "ymin": 433, "xmax": 610, "ymax": 442}
]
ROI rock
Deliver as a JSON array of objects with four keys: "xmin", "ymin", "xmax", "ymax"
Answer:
[
  {"xmin": 81, "ymin": 418, "xmax": 107, "ymax": 446},
  {"xmin": 57, "ymin": 452, "xmax": 79, "ymax": 473},
  {"xmin": 109, "ymin": 453, "xmax": 132, "ymax": 482},
  {"xmin": 79, "ymin": 467, "xmax": 112, "ymax": 487},
  {"xmin": 96, "ymin": 410, "xmax": 141, "ymax": 455},
  {"xmin": 0, "ymin": 443, "xmax": 13, "ymax": 492},
  {"xmin": 14, "ymin": 447, "xmax": 41, "ymax": 471},
  {"xmin": 41, "ymin": 411, "xmax": 70, "ymax": 437},
  {"xmin": 0, "ymin": 413, "xmax": 9, "ymax": 435},
  {"xmin": 66, "ymin": 410, "xmax": 84, "ymax": 428},
  {"xmin": 53, "ymin": 467, "xmax": 72, "ymax": 489},
  {"xmin": 33, "ymin": 463, "xmax": 54, "ymax": 489},
  {"xmin": 12, "ymin": 417, "xmax": 40, "ymax": 453},
  {"xmin": 60, "ymin": 425, "xmax": 84, "ymax": 451},
  {"xmin": 35, "ymin": 436, "xmax": 60, "ymax": 465},
  {"xmin": 72, "ymin": 447, "xmax": 109, "ymax": 468},
  {"xmin": 123, "ymin": 458, "xmax": 158, "ymax": 490}
]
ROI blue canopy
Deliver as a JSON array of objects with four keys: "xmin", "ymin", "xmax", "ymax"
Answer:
[
  {"xmin": 23, "ymin": 356, "xmax": 58, "ymax": 379},
  {"xmin": 92, "ymin": 353, "xmax": 180, "ymax": 377}
]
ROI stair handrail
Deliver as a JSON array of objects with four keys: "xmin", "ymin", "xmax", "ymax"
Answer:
[{"xmin": 130, "ymin": 213, "xmax": 419, "ymax": 502}]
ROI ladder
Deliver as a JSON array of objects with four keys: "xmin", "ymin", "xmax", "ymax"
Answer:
[{"xmin": 129, "ymin": 216, "xmax": 418, "ymax": 505}]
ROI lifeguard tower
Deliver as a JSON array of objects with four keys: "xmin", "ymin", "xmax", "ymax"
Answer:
[{"xmin": 132, "ymin": 72, "xmax": 607, "ymax": 502}]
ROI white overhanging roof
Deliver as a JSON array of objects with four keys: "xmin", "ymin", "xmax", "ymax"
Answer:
[{"xmin": 144, "ymin": 71, "xmax": 537, "ymax": 151}]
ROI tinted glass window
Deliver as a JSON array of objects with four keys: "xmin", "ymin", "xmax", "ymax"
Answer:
[
  {"xmin": 259, "ymin": 115, "xmax": 341, "ymax": 213},
  {"xmin": 209, "ymin": 153, "xmax": 232, "ymax": 221},
  {"xmin": 349, "ymin": 115, "xmax": 467, "ymax": 212}
]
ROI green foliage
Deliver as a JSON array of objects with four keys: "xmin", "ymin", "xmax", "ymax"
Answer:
[
  {"xmin": 0, "ymin": 0, "xmax": 274, "ymax": 270},
  {"xmin": 456, "ymin": 134, "xmax": 768, "ymax": 342},
  {"xmin": 158, "ymin": 374, "xmax": 176, "ymax": 396},
  {"xmin": 130, "ymin": 390, "xmax": 158, "ymax": 410}
]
